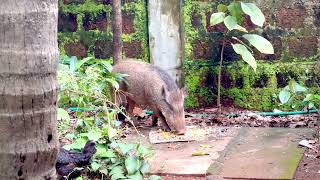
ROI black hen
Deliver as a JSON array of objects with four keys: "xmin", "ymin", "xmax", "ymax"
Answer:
[{"xmin": 56, "ymin": 141, "xmax": 97, "ymax": 179}]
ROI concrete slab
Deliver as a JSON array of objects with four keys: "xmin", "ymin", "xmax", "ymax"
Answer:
[
  {"xmin": 125, "ymin": 127, "xmax": 239, "ymax": 176},
  {"xmin": 209, "ymin": 128, "xmax": 314, "ymax": 180},
  {"xmin": 125, "ymin": 127, "xmax": 314, "ymax": 179}
]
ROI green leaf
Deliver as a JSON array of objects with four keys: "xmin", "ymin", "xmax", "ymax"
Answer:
[
  {"xmin": 65, "ymin": 133, "xmax": 76, "ymax": 140},
  {"xmin": 108, "ymin": 127, "xmax": 118, "ymax": 139},
  {"xmin": 242, "ymin": 34, "xmax": 274, "ymax": 54},
  {"xmin": 96, "ymin": 146, "xmax": 116, "ymax": 158},
  {"xmin": 293, "ymin": 82, "xmax": 307, "ymax": 93},
  {"xmin": 100, "ymin": 60, "xmax": 113, "ymax": 72},
  {"xmin": 106, "ymin": 78, "xmax": 120, "ymax": 90},
  {"xmin": 231, "ymin": 44, "xmax": 257, "ymax": 71},
  {"xmin": 127, "ymin": 172, "xmax": 143, "ymax": 180},
  {"xmin": 76, "ymin": 57, "xmax": 94, "ymax": 70},
  {"xmin": 91, "ymin": 161, "xmax": 101, "ymax": 171},
  {"xmin": 125, "ymin": 157, "xmax": 139, "ymax": 175},
  {"xmin": 241, "ymin": 2, "xmax": 265, "ymax": 27},
  {"xmin": 118, "ymin": 143, "xmax": 134, "ymax": 154},
  {"xmin": 111, "ymin": 173, "xmax": 126, "ymax": 180},
  {"xmin": 149, "ymin": 175, "xmax": 162, "ymax": 180},
  {"xmin": 224, "ymin": 16, "xmax": 247, "ymax": 32},
  {"xmin": 99, "ymin": 168, "xmax": 109, "ymax": 176},
  {"xmin": 57, "ymin": 108, "xmax": 70, "ymax": 121},
  {"xmin": 75, "ymin": 177, "xmax": 83, "ymax": 180},
  {"xmin": 308, "ymin": 102, "xmax": 315, "ymax": 109},
  {"xmin": 86, "ymin": 130, "xmax": 102, "ymax": 141},
  {"xmin": 210, "ymin": 12, "xmax": 225, "ymax": 26},
  {"xmin": 140, "ymin": 161, "xmax": 150, "ymax": 174},
  {"xmin": 63, "ymin": 138, "xmax": 87, "ymax": 151},
  {"xmin": 110, "ymin": 166, "xmax": 126, "ymax": 180},
  {"xmin": 279, "ymin": 90, "xmax": 291, "ymax": 104},
  {"xmin": 137, "ymin": 145, "xmax": 150, "ymax": 157},
  {"xmin": 69, "ymin": 56, "xmax": 78, "ymax": 73},
  {"xmin": 227, "ymin": 2, "xmax": 243, "ymax": 21},
  {"xmin": 217, "ymin": 4, "xmax": 228, "ymax": 12}
]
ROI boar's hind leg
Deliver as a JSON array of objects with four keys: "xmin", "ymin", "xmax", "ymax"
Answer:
[
  {"xmin": 151, "ymin": 115, "xmax": 158, "ymax": 127},
  {"xmin": 125, "ymin": 97, "xmax": 135, "ymax": 114}
]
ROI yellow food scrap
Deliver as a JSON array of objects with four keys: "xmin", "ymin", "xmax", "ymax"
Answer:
[
  {"xmin": 161, "ymin": 132, "xmax": 170, "ymax": 139},
  {"xmin": 192, "ymin": 151, "xmax": 210, "ymax": 156},
  {"xmin": 200, "ymin": 144, "xmax": 212, "ymax": 148}
]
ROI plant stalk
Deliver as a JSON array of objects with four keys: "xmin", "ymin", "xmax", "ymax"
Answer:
[{"xmin": 217, "ymin": 37, "xmax": 226, "ymax": 115}]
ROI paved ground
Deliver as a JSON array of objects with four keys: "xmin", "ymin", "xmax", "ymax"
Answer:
[{"xmin": 125, "ymin": 127, "xmax": 314, "ymax": 180}]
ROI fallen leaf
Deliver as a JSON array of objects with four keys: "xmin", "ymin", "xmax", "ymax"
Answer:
[
  {"xmin": 192, "ymin": 151, "xmax": 210, "ymax": 156},
  {"xmin": 200, "ymin": 144, "xmax": 212, "ymax": 148}
]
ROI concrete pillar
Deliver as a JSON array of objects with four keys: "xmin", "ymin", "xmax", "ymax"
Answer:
[{"xmin": 148, "ymin": 0, "xmax": 185, "ymax": 87}]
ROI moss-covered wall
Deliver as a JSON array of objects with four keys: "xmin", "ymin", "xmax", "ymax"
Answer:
[
  {"xmin": 183, "ymin": 0, "xmax": 320, "ymax": 110},
  {"xmin": 58, "ymin": 0, "xmax": 320, "ymax": 111},
  {"xmin": 58, "ymin": 0, "xmax": 149, "ymax": 60}
]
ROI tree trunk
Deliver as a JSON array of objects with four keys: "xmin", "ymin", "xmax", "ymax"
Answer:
[
  {"xmin": 112, "ymin": 0, "xmax": 122, "ymax": 64},
  {"xmin": 0, "ymin": 0, "xmax": 59, "ymax": 179}
]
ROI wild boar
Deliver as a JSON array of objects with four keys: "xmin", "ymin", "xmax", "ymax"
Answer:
[{"xmin": 112, "ymin": 60, "xmax": 186, "ymax": 135}]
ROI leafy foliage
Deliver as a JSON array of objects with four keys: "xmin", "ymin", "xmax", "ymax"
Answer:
[
  {"xmin": 210, "ymin": 1, "xmax": 274, "ymax": 71},
  {"xmin": 278, "ymin": 80, "xmax": 320, "ymax": 111},
  {"xmin": 210, "ymin": 1, "xmax": 274, "ymax": 114},
  {"xmin": 57, "ymin": 56, "xmax": 162, "ymax": 180}
]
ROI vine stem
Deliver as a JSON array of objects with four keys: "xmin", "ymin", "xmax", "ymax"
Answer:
[{"xmin": 217, "ymin": 36, "xmax": 226, "ymax": 116}]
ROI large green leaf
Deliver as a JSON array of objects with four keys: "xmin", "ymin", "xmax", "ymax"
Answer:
[
  {"xmin": 63, "ymin": 138, "xmax": 87, "ymax": 151},
  {"xmin": 140, "ymin": 161, "xmax": 150, "ymax": 174},
  {"xmin": 86, "ymin": 130, "xmax": 102, "ymax": 141},
  {"xmin": 127, "ymin": 172, "xmax": 143, "ymax": 180},
  {"xmin": 243, "ymin": 34, "xmax": 274, "ymax": 54},
  {"xmin": 210, "ymin": 12, "xmax": 225, "ymax": 26},
  {"xmin": 76, "ymin": 57, "xmax": 94, "ymax": 70},
  {"xmin": 96, "ymin": 146, "xmax": 116, "ymax": 158},
  {"xmin": 217, "ymin": 4, "xmax": 228, "ymax": 13},
  {"xmin": 110, "ymin": 165, "xmax": 124, "ymax": 176},
  {"xmin": 224, "ymin": 16, "xmax": 247, "ymax": 32},
  {"xmin": 69, "ymin": 56, "xmax": 78, "ymax": 73},
  {"xmin": 125, "ymin": 157, "xmax": 139, "ymax": 175},
  {"xmin": 279, "ymin": 90, "xmax": 291, "ymax": 104},
  {"xmin": 241, "ymin": 2, "xmax": 265, "ymax": 27},
  {"xmin": 285, "ymin": 80, "xmax": 307, "ymax": 93},
  {"xmin": 57, "ymin": 108, "xmax": 70, "ymax": 121},
  {"xmin": 228, "ymin": 2, "xmax": 243, "ymax": 21},
  {"xmin": 232, "ymin": 44, "xmax": 257, "ymax": 72},
  {"xmin": 91, "ymin": 161, "xmax": 101, "ymax": 171}
]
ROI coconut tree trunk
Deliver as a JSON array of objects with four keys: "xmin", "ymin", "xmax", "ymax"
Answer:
[
  {"xmin": 112, "ymin": 0, "xmax": 122, "ymax": 64},
  {"xmin": 0, "ymin": 0, "xmax": 59, "ymax": 179}
]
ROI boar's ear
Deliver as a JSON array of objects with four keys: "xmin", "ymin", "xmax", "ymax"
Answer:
[
  {"xmin": 161, "ymin": 86, "xmax": 169, "ymax": 100},
  {"xmin": 181, "ymin": 87, "xmax": 188, "ymax": 97}
]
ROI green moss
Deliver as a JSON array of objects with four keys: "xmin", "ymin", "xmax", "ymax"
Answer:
[
  {"xmin": 58, "ymin": 0, "xmax": 149, "ymax": 60},
  {"xmin": 279, "ymin": 145, "xmax": 304, "ymax": 179},
  {"xmin": 183, "ymin": 59, "xmax": 319, "ymax": 110},
  {"xmin": 59, "ymin": 0, "xmax": 111, "ymax": 17},
  {"xmin": 122, "ymin": 1, "xmax": 149, "ymax": 60}
]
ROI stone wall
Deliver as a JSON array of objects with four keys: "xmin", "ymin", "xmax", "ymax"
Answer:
[
  {"xmin": 58, "ymin": 0, "xmax": 320, "ymax": 111},
  {"xmin": 183, "ymin": 0, "xmax": 320, "ymax": 110},
  {"xmin": 58, "ymin": 0, "xmax": 149, "ymax": 60}
]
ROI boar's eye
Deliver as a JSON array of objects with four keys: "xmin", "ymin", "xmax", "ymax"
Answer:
[{"xmin": 163, "ymin": 99, "xmax": 174, "ymax": 112}]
